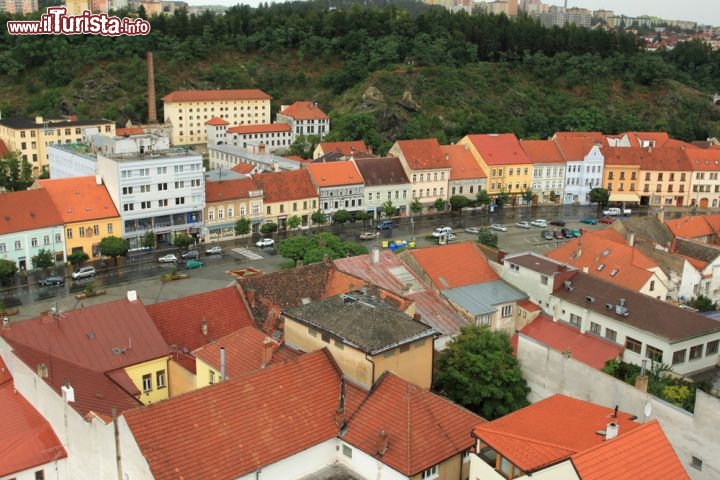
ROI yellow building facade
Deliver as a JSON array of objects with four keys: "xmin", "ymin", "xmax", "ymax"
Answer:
[{"xmin": 125, "ymin": 357, "xmax": 170, "ymax": 405}]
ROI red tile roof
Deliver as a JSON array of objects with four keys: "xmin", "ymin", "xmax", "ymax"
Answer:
[
  {"xmin": 145, "ymin": 286, "xmax": 254, "ymax": 353},
  {"xmin": 251, "ymin": 169, "xmax": 318, "ymax": 203},
  {"xmin": 162, "ymin": 89, "xmax": 271, "ymax": 102},
  {"xmin": 306, "ymin": 160, "xmax": 364, "ymax": 187},
  {"xmin": 0, "ymin": 189, "xmax": 64, "ymax": 235},
  {"xmin": 517, "ymin": 299, "xmax": 541, "ymax": 312},
  {"xmin": 546, "ymin": 230, "xmax": 656, "ymax": 291},
  {"xmin": 665, "ymin": 215, "xmax": 714, "ymax": 239},
  {"xmin": 278, "ymin": 101, "xmax": 329, "ymax": 120},
  {"xmin": 552, "ymin": 132, "xmax": 607, "ymax": 160},
  {"xmin": 192, "ymin": 326, "xmax": 300, "ymax": 376},
  {"xmin": 442, "ymin": 144, "xmax": 487, "ymax": 180},
  {"xmin": 686, "ymin": 148, "xmax": 720, "ymax": 171},
  {"xmin": 123, "ymin": 349, "xmax": 343, "ymax": 480},
  {"xmin": 38, "ymin": 176, "xmax": 119, "ymax": 223},
  {"xmin": 227, "ymin": 122, "xmax": 291, "ymax": 134},
  {"xmin": 572, "ymin": 420, "xmax": 689, "ymax": 480},
  {"xmin": 520, "ymin": 139, "xmax": 566, "ymax": 164},
  {"xmin": 116, "ymin": 126, "xmax": 144, "ymax": 136},
  {"xmin": 406, "ymin": 241, "xmax": 500, "ymax": 289},
  {"xmin": 463, "ymin": 133, "xmax": 532, "ymax": 166},
  {"xmin": 318, "ymin": 140, "xmax": 368, "ymax": 156},
  {"xmin": 0, "ymin": 358, "xmax": 67, "ymax": 477},
  {"xmin": 392, "ymin": 138, "xmax": 448, "ymax": 170},
  {"xmin": 472, "ymin": 394, "xmax": 641, "ymax": 473},
  {"xmin": 205, "ymin": 177, "xmax": 259, "ymax": 203},
  {"xmin": 342, "ymin": 372, "xmax": 484, "ymax": 476},
  {"xmin": 621, "ymin": 131, "xmax": 671, "ymax": 148},
  {"xmin": 205, "ymin": 117, "xmax": 229, "ymax": 126},
  {"xmin": 518, "ymin": 315, "xmax": 623, "ymax": 369},
  {"xmin": 230, "ymin": 162, "xmax": 255, "ymax": 174}
]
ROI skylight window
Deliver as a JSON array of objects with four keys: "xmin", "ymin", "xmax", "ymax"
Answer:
[
  {"xmin": 601, "ymin": 249, "xmax": 611, "ymax": 256},
  {"xmin": 597, "ymin": 264, "xmax": 605, "ymax": 271},
  {"xmin": 610, "ymin": 268, "xmax": 619, "ymax": 276}
]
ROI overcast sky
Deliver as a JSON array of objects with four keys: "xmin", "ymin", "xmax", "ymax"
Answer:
[{"xmin": 187, "ymin": 0, "xmax": 718, "ymax": 28}]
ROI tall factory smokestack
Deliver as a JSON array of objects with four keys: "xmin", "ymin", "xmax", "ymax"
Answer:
[{"xmin": 147, "ymin": 51, "xmax": 158, "ymax": 124}]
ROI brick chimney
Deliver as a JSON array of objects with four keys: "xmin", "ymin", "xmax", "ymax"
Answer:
[
  {"xmin": 261, "ymin": 336, "xmax": 274, "ymax": 368},
  {"xmin": 246, "ymin": 288, "xmax": 256, "ymax": 308},
  {"xmin": 146, "ymin": 52, "xmax": 158, "ymax": 123},
  {"xmin": 376, "ymin": 430, "xmax": 389, "ymax": 456}
]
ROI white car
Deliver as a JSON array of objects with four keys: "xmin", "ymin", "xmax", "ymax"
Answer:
[
  {"xmin": 490, "ymin": 224, "xmax": 507, "ymax": 232},
  {"xmin": 515, "ymin": 221, "xmax": 531, "ymax": 229},
  {"xmin": 464, "ymin": 226, "xmax": 481, "ymax": 235},
  {"xmin": 432, "ymin": 226, "xmax": 453, "ymax": 238},
  {"xmin": 530, "ymin": 219, "xmax": 547, "ymax": 228},
  {"xmin": 71, "ymin": 266, "xmax": 96, "ymax": 280},
  {"xmin": 256, "ymin": 238, "xmax": 275, "ymax": 248},
  {"xmin": 158, "ymin": 254, "xmax": 177, "ymax": 263},
  {"xmin": 205, "ymin": 245, "xmax": 223, "ymax": 255}
]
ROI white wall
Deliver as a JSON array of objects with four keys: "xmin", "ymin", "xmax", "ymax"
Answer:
[
  {"xmin": 516, "ymin": 334, "xmax": 720, "ymax": 480},
  {"xmin": 236, "ymin": 439, "xmax": 339, "ymax": 480},
  {"xmin": 339, "ymin": 441, "xmax": 407, "ymax": 480}
]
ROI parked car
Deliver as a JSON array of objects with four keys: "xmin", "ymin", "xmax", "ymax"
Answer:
[
  {"xmin": 541, "ymin": 230, "xmax": 553, "ymax": 240},
  {"xmin": 515, "ymin": 221, "xmax": 531, "ymax": 229},
  {"xmin": 599, "ymin": 217, "xmax": 616, "ymax": 224},
  {"xmin": 580, "ymin": 218, "xmax": 598, "ymax": 225},
  {"xmin": 553, "ymin": 230, "xmax": 564, "ymax": 239},
  {"xmin": 184, "ymin": 259, "xmax": 204, "ymax": 269},
  {"xmin": 490, "ymin": 224, "xmax": 507, "ymax": 232},
  {"xmin": 256, "ymin": 238, "xmax": 275, "ymax": 248},
  {"xmin": 549, "ymin": 219, "xmax": 566, "ymax": 227},
  {"xmin": 205, "ymin": 245, "xmax": 223, "ymax": 255},
  {"xmin": 181, "ymin": 250, "xmax": 199, "ymax": 260},
  {"xmin": 464, "ymin": 226, "xmax": 481, "ymax": 235},
  {"xmin": 446, "ymin": 233, "xmax": 456, "ymax": 242},
  {"xmin": 561, "ymin": 228, "xmax": 573, "ymax": 238},
  {"xmin": 571, "ymin": 229, "xmax": 582, "ymax": 237},
  {"xmin": 359, "ymin": 231, "xmax": 378, "ymax": 240},
  {"xmin": 530, "ymin": 219, "xmax": 547, "ymax": 227},
  {"xmin": 38, "ymin": 276, "xmax": 65, "ymax": 286},
  {"xmin": 432, "ymin": 226, "xmax": 453, "ymax": 237},
  {"xmin": 158, "ymin": 254, "xmax": 177, "ymax": 263},
  {"xmin": 376, "ymin": 220, "xmax": 393, "ymax": 230},
  {"xmin": 71, "ymin": 266, "xmax": 96, "ymax": 280}
]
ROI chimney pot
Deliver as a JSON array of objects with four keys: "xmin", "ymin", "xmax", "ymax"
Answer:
[{"xmin": 376, "ymin": 430, "xmax": 389, "ymax": 455}]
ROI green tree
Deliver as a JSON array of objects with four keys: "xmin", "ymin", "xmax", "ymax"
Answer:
[
  {"xmin": 0, "ymin": 151, "xmax": 34, "ymax": 192},
  {"xmin": 433, "ymin": 325, "xmax": 530, "ymax": 420},
  {"xmin": 311, "ymin": 210, "xmax": 328, "ymax": 232},
  {"xmin": 288, "ymin": 134, "xmax": 321, "ymax": 159},
  {"xmin": 521, "ymin": 188, "xmax": 533, "ymax": 205},
  {"xmin": 0, "ymin": 259, "xmax": 18, "ymax": 287},
  {"xmin": 355, "ymin": 210, "xmax": 370, "ymax": 230},
  {"xmin": 32, "ymin": 248, "xmax": 55, "ymax": 270},
  {"xmin": 234, "ymin": 217, "xmax": 251, "ymax": 238},
  {"xmin": 380, "ymin": 200, "xmax": 396, "ymax": 218},
  {"xmin": 687, "ymin": 294, "xmax": 717, "ymax": 312},
  {"xmin": 332, "ymin": 209, "xmax": 351, "ymax": 237},
  {"xmin": 260, "ymin": 222, "xmax": 278, "ymax": 236},
  {"xmin": 477, "ymin": 228, "xmax": 498, "ymax": 248},
  {"xmin": 496, "ymin": 190, "xmax": 510, "ymax": 208},
  {"xmin": 286, "ymin": 215, "xmax": 302, "ymax": 230},
  {"xmin": 278, "ymin": 236, "xmax": 312, "ymax": 264},
  {"xmin": 142, "ymin": 231, "xmax": 156, "ymax": 250},
  {"xmin": 433, "ymin": 197, "xmax": 446, "ymax": 212},
  {"xmin": 410, "ymin": 198, "xmax": 423, "ymax": 216},
  {"xmin": 68, "ymin": 250, "xmax": 89, "ymax": 267},
  {"xmin": 173, "ymin": 233, "xmax": 195, "ymax": 250},
  {"xmin": 98, "ymin": 236, "xmax": 130, "ymax": 266},
  {"xmin": 476, "ymin": 190, "xmax": 491, "ymax": 208},
  {"xmin": 449, "ymin": 195, "xmax": 470, "ymax": 223},
  {"xmin": 589, "ymin": 187, "xmax": 610, "ymax": 214}
]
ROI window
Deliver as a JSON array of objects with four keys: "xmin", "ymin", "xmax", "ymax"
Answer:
[
  {"xmin": 122, "ymin": 186, "xmax": 133, "ymax": 195},
  {"xmin": 14, "ymin": 240, "xmax": 21, "ymax": 250},
  {"xmin": 342, "ymin": 445, "xmax": 353, "ymax": 458},
  {"xmin": 175, "ymin": 181, "xmax": 185, "ymax": 189},
  {"xmin": 141, "ymin": 201, "xmax": 151, "ymax": 209},
  {"xmin": 35, "ymin": 470, "xmax": 45, "ymax": 480},
  {"xmin": 501, "ymin": 305, "xmax": 512, "ymax": 317},
  {"xmin": 158, "ymin": 182, "xmax": 168, "ymax": 191},
  {"xmin": 333, "ymin": 339, "xmax": 345, "ymax": 350},
  {"xmin": 66, "ymin": 228, "xmax": 73, "ymax": 239},
  {"xmin": 689, "ymin": 344, "xmax": 703, "ymax": 360},
  {"xmin": 157, "ymin": 166, "xmax": 167, "ymax": 174},
  {"xmin": 43, "ymin": 235, "xmax": 50, "ymax": 245},
  {"xmin": 421, "ymin": 465, "xmax": 438, "ymax": 479},
  {"xmin": 569, "ymin": 313, "xmax": 582, "ymax": 327},
  {"xmin": 691, "ymin": 456, "xmax": 703, "ymax": 471},
  {"xmin": 605, "ymin": 328, "xmax": 617, "ymax": 342},
  {"xmin": 672, "ymin": 349, "xmax": 686, "ymax": 365},
  {"xmin": 589, "ymin": 322, "xmax": 601, "ymax": 334},
  {"xmin": 159, "ymin": 199, "xmax": 168, "ymax": 207},
  {"xmin": 540, "ymin": 275, "xmax": 548, "ymax": 285},
  {"xmin": 625, "ymin": 337, "xmax": 642, "ymax": 354},
  {"xmin": 646, "ymin": 345, "xmax": 663, "ymax": 362},
  {"xmin": 175, "ymin": 197, "xmax": 185, "ymax": 205},
  {"xmin": 649, "ymin": 280, "xmax": 655, "ymax": 291},
  {"xmin": 123, "ymin": 203, "xmax": 134, "ymax": 211},
  {"xmin": 31, "ymin": 237, "xmax": 38, "ymax": 247},
  {"xmin": 707, "ymin": 340, "xmax": 719, "ymax": 356},
  {"xmin": 156, "ymin": 370, "xmax": 166, "ymax": 389},
  {"xmin": 209, "ymin": 370, "xmax": 216, "ymax": 384},
  {"xmin": 142, "ymin": 374, "xmax": 152, "ymax": 392}
]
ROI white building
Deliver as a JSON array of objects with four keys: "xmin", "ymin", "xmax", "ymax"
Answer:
[
  {"xmin": 208, "ymin": 143, "xmax": 301, "ymax": 173},
  {"xmin": 552, "ymin": 132, "xmax": 605, "ymax": 205},
  {"xmin": 275, "ymin": 101, "xmax": 330, "ymax": 140}
]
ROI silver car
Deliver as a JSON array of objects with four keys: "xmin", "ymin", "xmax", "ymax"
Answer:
[{"xmin": 490, "ymin": 224, "xmax": 507, "ymax": 232}]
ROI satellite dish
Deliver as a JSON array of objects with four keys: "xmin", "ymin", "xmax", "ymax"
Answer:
[{"xmin": 644, "ymin": 403, "xmax": 653, "ymax": 418}]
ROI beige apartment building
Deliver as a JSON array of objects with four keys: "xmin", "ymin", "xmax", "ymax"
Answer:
[
  {"xmin": 162, "ymin": 89, "xmax": 272, "ymax": 146},
  {"xmin": 0, "ymin": 115, "xmax": 115, "ymax": 177},
  {"xmin": 388, "ymin": 138, "xmax": 451, "ymax": 212}
]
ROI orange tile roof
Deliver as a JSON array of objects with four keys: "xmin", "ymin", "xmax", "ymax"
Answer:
[
  {"xmin": 162, "ymin": 89, "xmax": 271, "ymax": 102},
  {"xmin": 306, "ymin": 160, "xmax": 364, "ymax": 187},
  {"xmin": 686, "ymin": 147, "xmax": 720, "ymax": 171},
  {"xmin": 463, "ymin": 133, "xmax": 532, "ymax": 166},
  {"xmin": 342, "ymin": 372, "xmax": 484, "ymax": 476},
  {"xmin": 407, "ymin": 241, "xmax": 500, "ymax": 289},
  {"xmin": 520, "ymin": 139, "xmax": 566, "ymax": 164},
  {"xmin": 116, "ymin": 126, "xmax": 144, "ymax": 136},
  {"xmin": 472, "ymin": 394, "xmax": 641, "ymax": 473},
  {"xmin": 519, "ymin": 315, "xmax": 623, "ymax": 369},
  {"xmin": 0, "ymin": 358, "xmax": 68, "ymax": 477},
  {"xmin": 393, "ymin": 138, "xmax": 448, "ymax": 170},
  {"xmin": 318, "ymin": 140, "xmax": 368, "ymax": 156},
  {"xmin": 677, "ymin": 253, "xmax": 709, "ymax": 272},
  {"xmin": 146, "ymin": 286, "xmax": 255, "ymax": 353},
  {"xmin": 0, "ymin": 189, "xmax": 63, "ymax": 235},
  {"xmin": 279, "ymin": 101, "xmax": 329, "ymax": 120},
  {"xmin": 620, "ymin": 131, "xmax": 671, "ymax": 147},
  {"xmin": 205, "ymin": 177, "xmax": 259, "ymax": 203},
  {"xmin": 572, "ymin": 420, "xmax": 689, "ymax": 480},
  {"xmin": 703, "ymin": 213, "xmax": 720, "ymax": 232},
  {"xmin": 251, "ymin": 169, "xmax": 317, "ymax": 203},
  {"xmin": 546, "ymin": 230, "xmax": 656, "ymax": 291},
  {"xmin": 552, "ymin": 132, "xmax": 607, "ymax": 160},
  {"xmin": 227, "ymin": 122, "xmax": 291, "ymax": 134},
  {"xmin": 205, "ymin": 116, "xmax": 229, "ymax": 126},
  {"xmin": 193, "ymin": 326, "xmax": 300, "ymax": 376},
  {"xmin": 601, "ymin": 146, "xmax": 692, "ymax": 170},
  {"xmin": 38, "ymin": 176, "xmax": 119, "ymax": 223},
  {"xmin": 123, "ymin": 349, "xmax": 342, "ymax": 479},
  {"xmin": 442, "ymin": 144, "xmax": 487, "ymax": 180},
  {"xmin": 665, "ymin": 215, "xmax": 714, "ymax": 239},
  {"xmin": 517, "ymin": 299, "xmax": 541, "ymax": 312},
  {"xmin": 230, "ymin": 162, "xmax": 255, "ymax": 174}
]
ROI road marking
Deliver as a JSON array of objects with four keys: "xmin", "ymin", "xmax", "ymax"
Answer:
[{"xmin": 232, "ymin": 247, "xmax": 263, "ymax": 260}]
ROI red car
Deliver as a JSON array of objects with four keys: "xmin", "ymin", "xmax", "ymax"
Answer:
[{"xmin": 599, "ymin": 217, "xmax": 616, "ymax": 224}]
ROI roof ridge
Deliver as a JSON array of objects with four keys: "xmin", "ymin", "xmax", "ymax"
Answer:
[{"xmin": 474, "ymin": 427, "xmax": 579, "ymax": 455}]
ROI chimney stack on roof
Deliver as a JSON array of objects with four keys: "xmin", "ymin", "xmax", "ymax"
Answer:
[
  {"xmin": 146, "ymin": 52, "xmax": 158, "ymax": 124},
  {"xmin": 261, "ymin": 336, "xmax": 274, "ymax": 368},
  {"xmin": 376, "ymin": 430, "xmax": 389, "ymax": 456},
  {"xmin": 220, "ymin": 347, "xmax": 227, "ymax": 381}
]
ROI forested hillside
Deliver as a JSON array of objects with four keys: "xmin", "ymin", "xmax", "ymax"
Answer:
[{"xmin": 1, "ymin": 0, "xmax": 720, "ymax": 153}]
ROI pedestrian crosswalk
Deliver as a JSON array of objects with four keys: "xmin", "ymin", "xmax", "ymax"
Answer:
[{"xmin": 232, "ymin": 247, "xmax": 264, "ymax": 260}]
